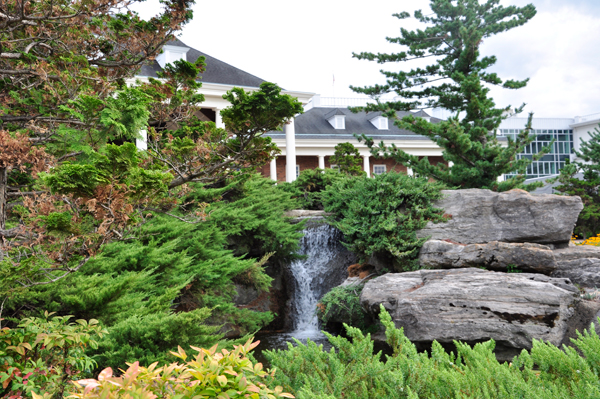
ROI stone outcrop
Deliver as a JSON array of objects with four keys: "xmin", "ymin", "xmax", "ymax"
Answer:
[
  {"xmin": 551, "ymin": 246, "xmax": 600, "ymax": 288},
  {"xmin": 416, "ymin": 189, "xmax": 583, "ymax": 247},
  {"xmin": 360, "ymin": 268, "xmax": 580, "ymax": 360},
  {"xmin": 419, "ymin": 240, "xmax": 557, "ymax": 274}
]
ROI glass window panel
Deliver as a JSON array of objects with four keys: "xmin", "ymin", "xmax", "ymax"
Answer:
[
  {"xmin": 532, "ymin": 163, "xmax": 538, "ymax": 174},
  {"xmin": 550, "ymin": 163, "xmax": 556, "ymax": 174},
  {"xmin": 373, "ymin": 165, "xmax": 386, "ymax": 175}
]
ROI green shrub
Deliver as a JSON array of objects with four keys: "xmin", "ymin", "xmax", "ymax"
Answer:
[
  {"xmin": 265, "ymin": 305, "xmax": 600, "ymax": 399},
  {"xmin": 329, "ymin": 142, "xmax": 365, "ymax": 176},
  {"xmin": 322, "ymin": 172, "xmax": 446, "ymax": 271},
  {"xmin": 278, "ymin": 168, "xmax": 350, "ymax": 210},
  {"xmin": 11, "ymin": 175, "xmax": 304, "ymax": 371},
  {"xmin": 317, "ymin": 285, "xmax": 371, "ymax": 331},
  {"xmin": 70, "ymin": 339, "xmax": 294, "ymax": 399},
  {"xmin": 0, "ymin": 313, "xmax": 106, "ymax": 399}
]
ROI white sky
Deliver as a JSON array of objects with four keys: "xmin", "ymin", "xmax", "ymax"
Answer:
[{"xmin": 132, "ymin": 0, "xmax": 600, "ymax": 118}]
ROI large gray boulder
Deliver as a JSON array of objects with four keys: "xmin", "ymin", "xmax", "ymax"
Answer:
[
  {"xmin": 419, "ymin": 240, "xmax": 557, "ymax": 274},
  {"xmin": 416, "ymin": 189, "xmax": 582, "ymax": 247},
  {"xmin": 552, "ymin": 246, "xmax": 600, "ymax": 288},
  {"xmin": 361, "ymin": 268, "xmax": 579, "ymax": 360}
]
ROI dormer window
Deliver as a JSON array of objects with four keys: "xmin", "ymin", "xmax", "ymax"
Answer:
[
  {"xmin": 325, "ymin": 109, "xmax": 346, "ymax": 129},
  {"xmin": 156, "ymin": 44, "xmax": 190, "ymax": 68},
  {"xmin": 369, "ymin": 114, "xmax": 388, "ymax": 130}
]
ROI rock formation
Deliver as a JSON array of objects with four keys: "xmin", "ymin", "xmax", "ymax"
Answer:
[
  {"xmin": 419, "ymin": 240, "xmax": 556, "ymax": 274},
  {"xmin": 319, "ymin": 188, "xmax": 600, "ymax": 358},
  {"xmin": 360, "ymin": 268, "xmax": 586, "ymax": 360},
  {"xmin": 416, "ymin": 189, "xmax": 583, "ymax": 247}
]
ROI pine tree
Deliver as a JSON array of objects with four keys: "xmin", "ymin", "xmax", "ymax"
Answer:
[
  {"xmin": 351, "ymin": 0, "xmax": 541, "ymax": 191},
  {"xmin": 329, "ymin": 142, "xmax": 365, "ymax": 176},
  {"xmin": 553, "ymin": 125, "xmax": 600, "ymax": 238}
]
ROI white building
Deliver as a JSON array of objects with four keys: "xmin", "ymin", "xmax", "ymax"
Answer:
[{"xmin": 499, "ymin": 112, "xmax": 600, "ymax": 180}]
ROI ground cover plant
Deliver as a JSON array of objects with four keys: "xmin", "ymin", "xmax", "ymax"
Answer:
[
  {"xmin": 322, "ymin": 172, "xmax": 446, "ymax": 271},
  {"xmin": 266, "ymin": 305, "xmax": 600, "ymax": 399}
]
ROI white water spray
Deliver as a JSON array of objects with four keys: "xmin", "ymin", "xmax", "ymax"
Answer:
[{"xmin": 289, "ymin": 222, "xmax": 340, "ymax": 335}]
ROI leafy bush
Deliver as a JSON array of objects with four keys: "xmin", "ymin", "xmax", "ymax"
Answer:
[
  {"xmin": 278, "ymin": 168, "xmax": 350, "ymax": 210},
  {"xmin": 266, "ymin": 305, "xmax": 600, "ymax": 399},
  {"xmin": 317, "ymin": 285, "xmax": 371, "ymax": 331},
  {"xmin": 70, "ymin": 339, "xmax": 294, "ymax": 399},
  {"xmin": 0, "ymin": 313, "xmax": 106, "ymax": 399},
  {"xmin": 322, "ymin": 172, "xmax": 446, "ymax": 271},
  {"xmin": 10, "ymin": 175, "xmax": 303, "ymax": 371}
]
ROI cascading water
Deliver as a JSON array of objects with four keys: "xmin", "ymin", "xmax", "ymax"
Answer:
[
  {"xmin": 253, "ymin": 218, "xmax": 355, "ymax": 361},
  {"xmin": 289, "ymin": 221, "xmax": 342, "ymax": 337}
]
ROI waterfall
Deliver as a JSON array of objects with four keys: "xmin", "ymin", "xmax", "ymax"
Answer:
[
  {"xmin": 251, "ymin": 218, "xmax": 356, "ymax": 364},
  {"xmin": 289, "ymin": 220, "xmax": 350, "ymax": 335}
]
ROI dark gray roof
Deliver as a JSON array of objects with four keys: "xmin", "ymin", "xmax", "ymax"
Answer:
[
  {"xmin": 138, "ymin": 39, "xmax": 266, "ymax": 88},
  {"xmin": 266, "ymin": 107, "xmax": 442, "ymax": 140}
]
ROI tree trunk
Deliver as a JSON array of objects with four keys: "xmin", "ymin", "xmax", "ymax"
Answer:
[{"xmin": 0, "ymin": 167, "xmax": 6, "ymax": 230}]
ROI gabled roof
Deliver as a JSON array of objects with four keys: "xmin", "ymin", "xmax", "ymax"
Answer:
[
  {"xmin": 138, "ymin": 39, "xmax": 266, "ymax": 88},
  {"xmin": 266, "ymin": 107, "xmax": 443, "ymax": 140}
]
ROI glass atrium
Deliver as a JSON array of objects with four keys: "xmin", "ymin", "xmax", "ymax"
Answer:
[{"xmin": 499, "ymin": 128, "xmax": 574, "ymax": 180}]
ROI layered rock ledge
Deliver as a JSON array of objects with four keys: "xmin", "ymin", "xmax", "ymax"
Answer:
[
  {"xmin": 361, "ymin": 268, "xmax": 581, "ymax": 360},
  {"xmin": 419, "ymin": 240, "xmax": 557, "ymax": 274},
  {"xmin": 416, "ymin": 189, "xmax": 583, "ymax": 247}
]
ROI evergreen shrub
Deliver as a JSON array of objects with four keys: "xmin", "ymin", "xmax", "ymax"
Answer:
[
  {"xmin": 11, "ymin": 176, "xmax": 304, "ymax": 371},
  {"xmin": 265, "ymin": 305, "xmax": 600, "ymax": 399},
  {"xmin": 317, "ymin": 285, "xmax": 371, "ymax": 332},
  {"xmin": 322, "ymin": 172, "xmax": 445, "ymax": 271},
  {"xmin": 278, "ymin": 168, "xmax": 350, "ymax": 210}
]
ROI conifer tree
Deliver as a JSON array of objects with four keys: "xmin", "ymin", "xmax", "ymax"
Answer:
[
  {"xmin": 553, "ymin": 124, "xmax": 600, "ymax": 238},
  {"xmin": 351, "ymin": 0, "xmax": 540, "ymax": 191},
  {"xmin": 0, "ymin": 1, "xmax": 302, "ymax": 292},
  {"xmin": 329, "ymin": 142, "xmax": 365, "ymax": 176}
]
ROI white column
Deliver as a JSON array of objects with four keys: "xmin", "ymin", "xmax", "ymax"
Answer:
[
  {"xmin": 285, "ymin": 119, "xmax": 297, "ymax": 182},
  {"xmin": 318, "ymin": 155, "xmax": 325, "ymax": 170},
  {"xmin": 270, "ymin": 158, "xmax": 277, "ymax": 181},
  {"xmin": 363, "ymin": 155, "xmax": 370, "ymax": 177},
  {"xmin": 407, "ymin": 167, "xmax": 414, "ymax": 176},
  {"xmin": 136, "ymin": 129, "xmax": 148, "ymax": 151},
  {"xmin": 215, "ymin": 109, "xmax": 225, "ymax": 129}
]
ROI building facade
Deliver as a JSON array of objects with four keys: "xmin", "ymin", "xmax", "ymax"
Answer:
[
  {"xmin": 260, "ymin": 96, "xmax": 446, "ymax": 182},
  {"xmin": 499, "ymin": 113, "xmax": 600, "ymax": 180}
]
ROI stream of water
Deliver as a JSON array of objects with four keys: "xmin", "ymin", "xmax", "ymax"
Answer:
[{"xmin": 254, "ymin": 220, "xmax": 347, "ymax": 362}]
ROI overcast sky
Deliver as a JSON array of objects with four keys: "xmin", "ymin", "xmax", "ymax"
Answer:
[{"xmin": 133, "ymin": 0, "xmax": 600, "ymax": 118}]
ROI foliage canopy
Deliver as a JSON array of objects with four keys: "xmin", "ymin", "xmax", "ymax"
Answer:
[
  {"xmin": 329, "ymin": 142, "xmax": 365, "ymax": 176},
  {"xmin": 352, "ymin": 0, "xmax": 541, "ymax": 191},
  {"xmin": 322, "ymin": 172, "xmax": 446, "ymax": 271}
]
